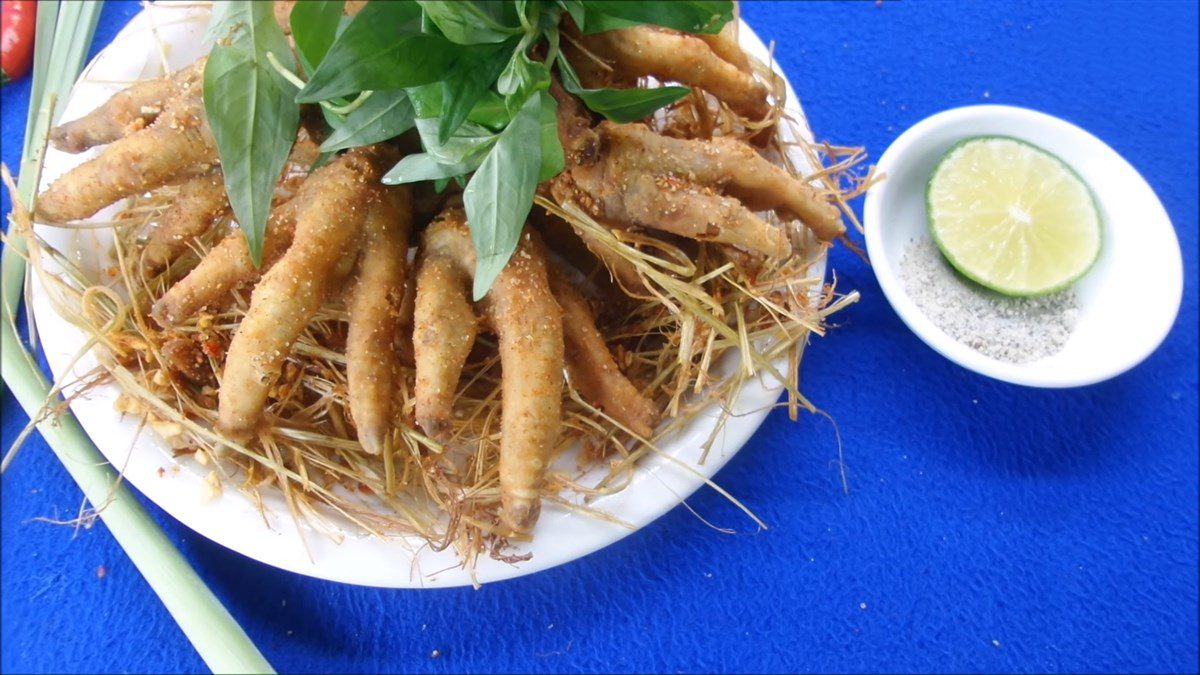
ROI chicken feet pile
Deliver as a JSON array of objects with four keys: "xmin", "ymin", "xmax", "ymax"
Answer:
[{"xmin": 36, "ymin": 15, "xmax": 843, "ymax": 534}]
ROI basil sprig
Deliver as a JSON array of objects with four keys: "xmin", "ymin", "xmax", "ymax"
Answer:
[
  {"xmin": 202, "ymin": 0, "xmax": 733, "ymax": 296},
  {"xmin": 203, "ymin": 2, "xmax": 300, "ymax": 265},
  {"xmin": 319, "ymin": 90, "xmax": 416, "ymax": 153},
  {"xmin": 288, "ymin": 0, "xmax": 344, "ymax": 75}
]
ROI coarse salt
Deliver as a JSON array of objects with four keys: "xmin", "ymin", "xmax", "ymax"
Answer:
[{"xmin": 899, "ymin": 238, "xmax": 1079, "ymax": 364}]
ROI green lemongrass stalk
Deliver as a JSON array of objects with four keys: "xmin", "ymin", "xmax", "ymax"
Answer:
[{"xmin": 1, "ymin": 2, "xmax": 273, "ymax": 673}]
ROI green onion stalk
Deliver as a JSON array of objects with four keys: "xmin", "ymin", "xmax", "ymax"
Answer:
[{"xmin": 1, "ymin": 2, "xmax": 273, "ymax": 673}]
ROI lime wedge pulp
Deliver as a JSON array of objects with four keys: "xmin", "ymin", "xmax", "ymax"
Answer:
[{"xmin": 926, "ymin": 136, "xmax": 1102, "ymax": 296}]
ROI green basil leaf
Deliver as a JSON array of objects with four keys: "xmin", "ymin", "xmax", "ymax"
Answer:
[
  {"xmin": 409, "ymin": 84, "xmax": 508, "ymax": 127},
  {"xmin": 289, "ymin": 0, "xmax": 343, "ymax": 75},
  {"xmin": 297, "ymin": 1, "xmax": 456, "ymax": 103},
  {"xmin": 203, "ymin": 1, "xmax": 300, "ymax": 265},
  {"xmin": 537, "ymin": 90, "xmax": 564, "ymax": 181},
  {"xmin": 415, "ymin": 117, "xmax": 498, "ymax": 164},
  {"xmin": 496, "ymin": 31, "xmax": 537, "ymax": 96},
  {"xmin": 406, "ymin": 83, "xmax": 443, "ymax": 119},
  {"xmin": 437, "ymin": 38, "xmax": 516, "ymax": 143},
  {"xmin": 464, "ymin": 93, "xmax": 542, "ymax": 300},
  {"xmin": 203, "ymin": 2, "xmax": 247, "ymax": 41},
  {"xmin": 580, "ymin": 0, "xmax": 732, "ymax": 34},
  {"xmin": 541, "ymin": 12, "xmax": 562, "ymax": 64},
  {"xmin": 318, "ymin": 102, "xmax": 344, "ymax": 134},
  {"xmin": 558, "ymin": 55, "xmax": 690, "ymax": 123},
  {"xmin": 410, "ymin": 82, "xmax": 508, "ymax": 124},
  {"xmin": 570, "ymin": 84, "xmax": 690, "ymax": 123},
  {"xmin": 499, "ymin": 51, "xmax": 550, "ymax": 116},
  {"xmin": 320, "ymin": 90, "xmax": 416, "ymax": 153},
  {"xmin": 382, "ymin": 152, "xmax": 484, "ymax": 185},
  {"xmin": 555, "ymin": 52, "xmax": 585, "ymax": 91},
  {"xmin": 496, "ymin": 53, "xmax": 521, "ymax": 97},
  {"xmin": 557, "ymin": 0, "xmax": 587, "ymax": 29},
  {"xmin": 467, "ymin": 91, "xmax": 511, "ymax": 129},
  {"xmin": 580, "ymin": 12, "xmax": 641, "ymax": 33},
  {"xmin": 416, "ymin": 0, "xmax": 521, "ymax": 44}
]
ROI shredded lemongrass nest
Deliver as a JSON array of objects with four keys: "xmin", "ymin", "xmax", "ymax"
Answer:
[{"xmin": 16, "ymin": 36, "xmax": 872, "ymax": 578}]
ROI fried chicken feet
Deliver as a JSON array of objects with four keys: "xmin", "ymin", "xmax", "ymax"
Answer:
[
  {"xmin": 413, "ymin": 208, "xmax": 656, "ymax": 532},
  {"xmin": 213, "ymin": 147, "xmax": 408, "ymax": 446},
  {"xmin": 549, "ymin": 82, "xmax": 844, "ymax": 277},
  {"xmin": 38, "ymin": 59, "xmax": 217, "ymax": 223},
  {"xmin": 139, "ymin": 145, "xmax": 411, "ymax": 456},
  {"xmin": 414, "ymin": 209, "xmax": 564, "ymax": 532}
]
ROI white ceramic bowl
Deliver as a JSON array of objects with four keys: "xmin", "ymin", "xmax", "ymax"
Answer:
[{"xmin": 864, "ymin": 105, "xmax": 1183, "ymax": 388}]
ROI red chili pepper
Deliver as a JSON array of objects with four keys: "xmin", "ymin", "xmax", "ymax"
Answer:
[{"xmin": 1, "ymin": 0, "xmax": 36, "ymax": 86}]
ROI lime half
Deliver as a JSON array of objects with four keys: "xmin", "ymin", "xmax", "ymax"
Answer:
[{"xmin": 926, "ymin": 136, "xmax": 1102, "ymax": 296}]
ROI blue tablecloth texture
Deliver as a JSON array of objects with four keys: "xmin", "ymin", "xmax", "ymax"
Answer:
[{"xmin": 2, "ymin": 1, "xmax": 1197, "ymax": 673}]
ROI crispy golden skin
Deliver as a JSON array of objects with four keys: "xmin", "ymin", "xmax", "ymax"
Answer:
[
  {"xmin": 38, "ymin": 63, "xmax": 216, "ymax": 223},
  {"xmin": 50, "ymin": 61, "xmax": 203, "ymax": 154},
  {"xmin": 551, "ymin": 115, "xmax": 844, "ymax": 254},
  {"xmin": 541, "ymin": 84, "xmax": 648, "ymax": 291},
  {"xmin": 150, "ymin": 199, "xmax": 298, "ymax": 326},
  {"xmin": 487, "ymin": 238, "xmax": 565, "ymax": 533},
  {"xmin": 616, "ymin": 126, "xmax": 842, "ymax": 236},
  {"xmin": 550, "ymin": 80, "xmax": 841, "ymax": 262},
  {"xmin": 412, "ymin": 234, "xmax": 478, "ymax": 441},
  {"xmin": 569, "ymin": 24, "xmax": 769, "ymax": 121},
  {"xmin": 532, "ymin": 206, "xmax": 642, "ymax": 295},
  {"xmin": 141, "ymin": 171, "xmax": 229, "ymax": 272},
  {"xmin": 149, "ymin": 137, "xmax": 339, "ymax": 325},
  {"xmin": 216, "ymin": 147, "xmax": 398, "ymax": 442},
  {"xmin": 549, "ymin": 271, "xmax": 657, "ymax": 439},
  {"xmin": 345, "ymin": 185, "xmax": 412, "ymax": 455},
  {"xmin": 697, "ymin": 22, "xmax": 753, "ymax": 75},
  {"xmin": 413, "ymin": 209, "xmax": 564, "ymax": 532},
  {"xmin": 548, "ymin": 79, "xmax": 599, "ymax": 168}
]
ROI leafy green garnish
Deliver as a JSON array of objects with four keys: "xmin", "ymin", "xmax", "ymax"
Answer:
[
  {"xmin": 383, "ymin": 152, "xmax": 484, "ymax": 185},
  {"xmin": 204, "ymin": 1, "xmax": 300, "ymax": 265},
  {"xmin": 537, "ymin": 91, "xmax": 565, "ymax": 181},
  {"xmin": 463, "ymin": 92, "xmax": 543, "ymax": 300},
  {"xmin": 416, "ymin": 0, "xmax": 523, "ymax": 44},
  {"xmin": 575, "ymin": 12, "xmax": 640, "ymax": 33},
  {"xmin": 213, "ymin": 0, "xmax": 733, "ymax": 295},
  {"xmin": 435, "ymin": 39, "xmax": 517, "ymax": 142},
  {"xmin": 465, "ymin": 91, "xmax": 512, "ymax": 129},
  {"xmin": 297, "ymin": 2, "xmax": 449, "ymax": 102},
  {"xmin": 319, "ymin": 89, "xmax": 416, "ymax": 153},
  {"xmin": 289, "ymin": 0, "xmax": 345, "ymax": 75},
  {"xmin": 414, "ymin": 117, "xmax": 498, "ymax": 165},
  {"xmin": 556, "ymin": 0, "xmax": 587, "ymax": 29},
  {"xmin": 498, "ymin": 48, "xmax": 551, "ymax": 115}
]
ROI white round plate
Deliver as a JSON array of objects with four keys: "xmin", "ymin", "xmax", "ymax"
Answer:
[
  {"xmin": 32, "ymin": 2, "xmax": 827, "ymax": 587},
  {"xmin": 863, "ymin": 105, "xmax": 1183, "ymax": 388}
]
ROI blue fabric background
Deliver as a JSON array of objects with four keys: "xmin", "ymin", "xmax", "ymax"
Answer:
[{"xmin": 2, "ymin": 1, "xmax": 1197, "ymax": 673}]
